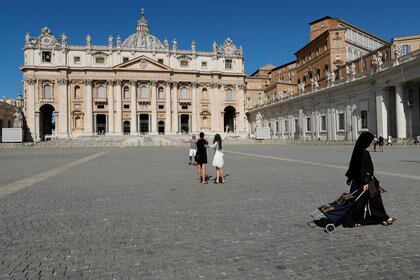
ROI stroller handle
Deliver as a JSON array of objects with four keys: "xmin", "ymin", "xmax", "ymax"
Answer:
[{"xmin": 355, "ymin": 189, "xmax": 366, "ymax": 202}]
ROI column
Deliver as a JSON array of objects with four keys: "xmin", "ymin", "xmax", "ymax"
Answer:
[
  {"xmin": 25, "ymin": 78, "xmax": 37, "ymax": 141},
  {"xmin": 130, "ymin": 80, "xmax": 138, "ymax": 135},
  {"xmin": 331, "ymin": 108, "xmax": 337, "ymax": 140},
  {"xmin": 395, "ymin": 84, "xmax": 407, "ymax": 138},
  {"xmin": 34, "ymin": 112, "xmax": 40, "ymax": 142},
  {"xmin": 107, "ymin": 80, "xmax": 114, "ymax": 134},
  {"xmin": 326, "ymin": 108, "xmax": 332, "ymax": 140},
  {"xmin": 84, "ymin": 80, "xmax": 93, "ymax": 135},
  {"xmin": 165, "ymin": 82, "xmax": 172, "ymax": 133},
  {"xmin": 172, "ymin": 82, "xmax": 178, "ymax": 132},
  {"xmin": 114, "ymin": 80, "xmax": 122, "ymax": 134},
  {"xmin": 351, "ymin": 103, "xmax": 358, "ymax": 140},
  {"xmin": 315, "ymin": 111, "xmax": 320, "ymax": 140},
  {"xmin": 210, "ymin": 83, "xmax": 218, "ymax": 131},
  {"xmin": 375, "ymin": 87, "xmax": 388, "ymax": 137},
  {"xmin": 57, "ymin": 78, "xmax": 68, "ymax": 137},
  {"xmin": 237, "ymin": 84, "xmax": 246, "ymax": 133},
  {"xmin": 191, "ymin": 82, "xmax": 198, "ymax": 133},
  {"xmin": 150, "ymin": 81, "xmax": 157, "ymax": 134}
]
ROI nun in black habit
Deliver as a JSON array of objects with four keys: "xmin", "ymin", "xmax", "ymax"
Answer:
[{"xmin": 343, "ymin": 132, "xmax": 396, "ymax": 227}]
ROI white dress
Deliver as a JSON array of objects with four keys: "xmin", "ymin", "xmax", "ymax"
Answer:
[{"xmin": 211, "ymin": 142, "xmax": 224, "ymax": 168}]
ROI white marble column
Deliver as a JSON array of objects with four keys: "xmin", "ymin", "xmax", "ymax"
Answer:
[
  {"xmin": 171, "ymin": 82, "xmax": 178, "ymax": 132},
  {"xmin": 191, "ymin": 82, "xmax": 198, "ymax": 133},
  {"xmin": 351, "ymin": 104, "xmax": 358, "ymax": 140},
  {"xmin": 114, "ymin": 80, "xmax": 122, "ymax": 135},
  {"xmin": 326, "ymin": 108, "xmax": 332, "ymax": 140},
  {"xmin": 331, "ymin": 108, "xmax": 337, "ymax": 140},
  {"xmin": 151, "ymin": 81, "xmax": 157, "ymax": 134},
  {"xmin": 57, "ymin": 79, "xmax": 68, "ymax": 137},
  {"xmin": 165, "ymin": 82, "xmax": 172, "ymax": 134},
  {"xmin": 107, "ymin": 80, "xmax": 114, "ymax": 134},
  {"xmin": 84, "ymin": 80, "xmax": 93, "ymax": 135},
  {"xmin": 237, "ymin": 84, "xmax": 246, "ymax": 133},
  {"xmin": 375, "ymin": 87, "xmax": 388, "ymax": 137},
  {"xmin": 211, "ymin": 83, "xmax": 219, "ymax": 131},
  {"xmin": 130, "ymin": 80, "xmax": 138, "ymax": 135},
  {"xmin": 395, "ymin": 84, "xmax": 406, "ymax": 138},
  {"xmin": 25, "ymin": 78, "xmax": 37, "ymax": 141}
]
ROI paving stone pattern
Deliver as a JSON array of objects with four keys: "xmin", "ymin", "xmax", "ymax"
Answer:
[{"xmin": 0, "ymin": 145, "xmax": 419, "ymax": 279}]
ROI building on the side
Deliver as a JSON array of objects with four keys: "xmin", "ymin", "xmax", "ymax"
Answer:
[
  {"xmin": 21, "ymin": 10, "xmax": 246, "ymax": 141},
  {"xmin": 295, "ymin": 16, "xmax": 388, "ymax": 91},
  {"xmin": 0, "ymin": 97, "xmax": 20, "ymax": 141},
  {"xmin": 246, "ymin": 16, "xmax": 420, "ymax": 140}
]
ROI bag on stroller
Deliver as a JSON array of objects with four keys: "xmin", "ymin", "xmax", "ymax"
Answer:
[{"xmin": 308, "ymin": 189, "xmax": 365, "ymax": 233}]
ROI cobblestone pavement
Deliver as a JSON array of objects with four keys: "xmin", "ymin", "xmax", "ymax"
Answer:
[{"xmin": 0, "ymin": 145, "xmax": 419, "ymax": 279}]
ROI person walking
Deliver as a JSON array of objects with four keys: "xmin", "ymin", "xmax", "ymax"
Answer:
[
  {"xmin": 373, "ymin": 135, "xmax": 379, "ymax": 152},
  {"xmin": 386, "ymin": 135, "xmax": 393, "ymax": 146},
  {"xmin": 343, "ymin": 132, "xmax": 396, "ymax": 228},
  {"xmin": 378, "ymin": 134, "xmax": 384, "ymax": 152},
  {"xmin": 194, "ymin": 132, "xmax": 208, "ymax": 184},
  {"xmin": 210, "ymin": 134, "xmax": 225, "ymax": 184}
]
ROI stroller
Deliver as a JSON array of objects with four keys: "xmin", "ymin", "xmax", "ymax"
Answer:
[{"xmin": 308, "ymin": 189, "xmax": 366, "ymax": 233}]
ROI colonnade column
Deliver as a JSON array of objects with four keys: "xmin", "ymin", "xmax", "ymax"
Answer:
[
  {"xmin": 351, "ymin": 103, "xmax": 358, "ymax": 140},
  {"xmin": 84, "ymin": 80, "xmax": 93, "ymax": 135},
  {"xmin": 107, "ymin": 80, "xmax": 114, "ymax": 134},
  {"xmin": 326, "ymin": 108, "xmax": 332, "ymax": 140},
  {"xmin": 375, "ymin": 87, "xmax": 389, "ymax": 137},
  {"xmin": 57, "ymin": 78, "xmax": 68, "ymax": 137},
  {"xmin": 171, "ymin": 82, "xmax": 178, "ymax": 132},
  {"xmin": 165, "ymin": 82, "xmax": 172, "ymax": 133},
  {"xmin": 395, "ymin": 84, "xmax": 406, "ymax": 138},
  {"xmin": 191, "ymin": 82, "xmax": 198, "ymax": 133},
  {"xmin": 114, "ymin": 80, "xmax": 122, "ymax": 134},
  {"xmin": 130, "ymin": 80, "xmax": 138, "ymax": 135},
  {"xmin": 151, "ymin": 81, "xmax": 157, "ymax": 134}
]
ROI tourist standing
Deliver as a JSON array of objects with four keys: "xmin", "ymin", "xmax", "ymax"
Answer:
[
  {"xmin": 195, "ymin": 132, "xmax": 208, "ymax": 184},
  {"xmin": 211, "ymin": 134, "xmax": 225, "ymax": 184},
  {"xmin": 386, "ymin": 135, "xmax": 393, "ymax": 146},
  {"xmin": 185, "ymin": 134, "xmax": 197, "ymax": 165},
  {"xmin": 378, "ymin": 134, "xmax": 384, "ymax": 152},
  {"xmin": 343, "ymin": 132, "xmax": 396, "ymax": 228}
]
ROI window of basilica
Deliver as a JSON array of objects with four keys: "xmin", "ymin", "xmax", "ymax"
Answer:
[{"xmin": 43, "ymin": 85, "xmax": 52, "ymax": 100}]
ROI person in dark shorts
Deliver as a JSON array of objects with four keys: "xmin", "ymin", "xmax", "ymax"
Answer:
[{"xmin": 194, "ymin": 132, "xmax": 208, "ymax": 184}]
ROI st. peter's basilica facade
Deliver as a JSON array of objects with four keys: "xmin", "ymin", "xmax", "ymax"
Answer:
[{"xmin": 21, "ymin": 10, "xmax": 246, "ymax": 140}]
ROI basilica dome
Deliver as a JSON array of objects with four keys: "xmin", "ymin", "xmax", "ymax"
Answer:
[{"xmin": 122, "ymin": 10, "xmax": 164, "ymax": 50}]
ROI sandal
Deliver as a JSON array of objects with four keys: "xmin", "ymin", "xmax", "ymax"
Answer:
[
  {"xmin": 383, "ymin": 216, "xmax": 397, "ymax": 226},
  {"xmin": 355, "ymin": 224, "xmax": 362, "ymax": 227}
]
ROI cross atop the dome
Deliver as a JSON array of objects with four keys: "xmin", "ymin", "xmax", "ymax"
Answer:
[{"xmin": 137, "ymin": 8, "xmax": 149, "ymax": 33}]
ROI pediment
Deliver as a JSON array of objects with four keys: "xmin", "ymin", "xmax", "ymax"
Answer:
[{"xmin": 114, "ymin": 56, "xmax": 172, "ymax": 72}]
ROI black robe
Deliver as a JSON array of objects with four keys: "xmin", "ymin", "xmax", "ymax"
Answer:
[{"xmin": 343, "ymin": 150, "xmax": 389, "ymax": 227}]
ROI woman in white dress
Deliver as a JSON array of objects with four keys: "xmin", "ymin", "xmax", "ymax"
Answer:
[{"xmin": 211, "ymin": 134, "xmax": 224, "ymax": 183}]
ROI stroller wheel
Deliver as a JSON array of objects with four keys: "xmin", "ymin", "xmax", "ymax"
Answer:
[{"xmin": 325, "ymin": 224, "xmax": 336, "ymax": 233}]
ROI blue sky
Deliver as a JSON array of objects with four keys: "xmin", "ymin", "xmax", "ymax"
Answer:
[{"xmin": 1, "ymin": 0, "xmax": 419, "ymax": 98}]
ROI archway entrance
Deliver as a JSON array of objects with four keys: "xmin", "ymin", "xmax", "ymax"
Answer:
[
  {"xmin": 224, "ymin": 106, "xmax": 236, "ymax": 132},
  {"xmin": 96, "ymin": 114, "xmax": 107, "ymax": 135},
  {"xmin": 180, "ymin": 114, "xmax": 189, "ymax": 133},
  {"xmin": 123, "ymin": 121, "xmax": 130, "ymax": 135},
  {"xmin": 140, "ymin": 114, "xmax": 149, "ymax": 134},
  {"xmin": 158, "ymin": 121, "xmax": 165, "ymax": 135},
  {"xmin": 39, "ymin": 104, "xmax": 56, "ymax": 140}
]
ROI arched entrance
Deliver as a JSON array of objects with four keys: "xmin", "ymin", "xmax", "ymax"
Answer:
[
  {"xmin": 123, "ymin": 121, "xmax": 130, "ymax": 135},
  {"xmin": 39, "ymin": 104, "xmax": 56, "ymax": 140},
  {"xmin": 96, "ymin": 114, "xmax": 107, "ymax": 135},
  {"xmin": 180, "ymin": 114, "xmax": 189, "ymax": 133},
  {"xmin": 158, "ymin": 121, "xmax": 165, "ymax": 135},
  {"xmin": 224, "ymin": 106, "xmax": 236, "ymax": 133},
  {"xmin": 139, "ymin": 114, "xmax": 149, "ymax": 134}
]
